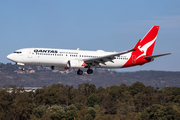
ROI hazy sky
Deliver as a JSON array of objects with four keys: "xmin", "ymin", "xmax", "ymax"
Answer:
[{"xmin": 0, "ymin": 1, "xmax": 180, "ymax": 71}]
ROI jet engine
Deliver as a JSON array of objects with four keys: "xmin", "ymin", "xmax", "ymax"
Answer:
[{"xmin": 67, "ymin": 60, "xmax": 85, "ymax": 69}]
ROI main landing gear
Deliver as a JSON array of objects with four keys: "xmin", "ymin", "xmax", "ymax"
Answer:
[
  {"xmin": 77, "ymin": 69, "xmax": 93, "ymax": 75},
  {"xmin": 77, "ymin": 69, "xmax": 83, "ymax": 75},
  {"xmin": 87, "ymin": 69, "xmax": 93, "ymax": 74}
]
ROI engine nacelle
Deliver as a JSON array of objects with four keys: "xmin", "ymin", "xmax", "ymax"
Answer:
[
  {"xmin": 67, "ymin": 60, "xmax": 85, "ymax": 69},
  {"xmin": 51, "ymin": 66, "xmax": 68, "ymax": 71}
]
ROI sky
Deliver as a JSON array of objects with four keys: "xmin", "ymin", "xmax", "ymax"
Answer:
[{"xmin": 0, "ymin": 0, "xmax": 180, "ymax": 71}]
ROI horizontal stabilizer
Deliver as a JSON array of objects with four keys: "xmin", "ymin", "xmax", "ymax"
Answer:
[{"xmin": 144, "ymin": 53, "xmax": 172, "ymax": 59}]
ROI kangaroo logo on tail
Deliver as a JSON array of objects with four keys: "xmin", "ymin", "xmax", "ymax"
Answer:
[
  {"xmin": 135, "ymin": 26, "xmax": 159, "ymax": 60},
  {"xmin": 136, "ymin": 36, "xmax": 157, "ymax": 60}
]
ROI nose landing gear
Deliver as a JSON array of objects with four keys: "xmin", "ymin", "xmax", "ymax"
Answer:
[{"xmin": 21, "ymin": 66, "xmax": 25, "ymax": 71}]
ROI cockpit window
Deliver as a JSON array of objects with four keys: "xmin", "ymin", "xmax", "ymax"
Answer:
[{"xmin": 14, "ymin": 51, "xmax": 22, "ymax": 54}]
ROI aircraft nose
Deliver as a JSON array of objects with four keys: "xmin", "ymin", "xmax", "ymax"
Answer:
[{"xmin": 7, "ymin": 54, "xmax": 14, "ymax": 61}]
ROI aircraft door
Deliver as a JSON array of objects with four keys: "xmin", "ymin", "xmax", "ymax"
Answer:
[{"xmin": 132, "ymin": 55, "xmax": 136, "ymax": 64}]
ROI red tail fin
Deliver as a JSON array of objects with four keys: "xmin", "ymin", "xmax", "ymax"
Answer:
[
  {"xmin": 139, "ymin": 26, "xmax": 159, "ymax": 56},
  {"xmin": 122, "ymin": 26, "xmax": 160, "ymax": 68}
]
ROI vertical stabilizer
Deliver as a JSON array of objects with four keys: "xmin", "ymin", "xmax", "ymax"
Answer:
[
  {"xmin": 139, "ymin": 26, "xmax": 159, "ymax": 56},
  {"xmin": 135, "ymin": 26, "xmax": 159, "ymax": 60},
  {"xmin": 122, "ymin": 26, "xmax": 160, "ymax": 68}
]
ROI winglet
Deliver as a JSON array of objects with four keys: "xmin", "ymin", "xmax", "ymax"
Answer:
[{"xmin": 132, "ymin": 39, "xmax": 141, "ymax": 51}]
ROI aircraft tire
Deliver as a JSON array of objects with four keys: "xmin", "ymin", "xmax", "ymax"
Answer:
[
  {"xmin": 21, "ymin": 67, "xmax": 25, "ymax": 71},
  {"xmin": 77, "ymin": 69, "xmax": 83, "ymax": 75},
  {"xmin": 87, "ymin": 69, "xmax": 93, "ymax": 74}
]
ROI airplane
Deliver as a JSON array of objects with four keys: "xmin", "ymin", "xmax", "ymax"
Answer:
[{"xmin": 7, "ymin": 26, "xmax": 171, "ymax": 75}]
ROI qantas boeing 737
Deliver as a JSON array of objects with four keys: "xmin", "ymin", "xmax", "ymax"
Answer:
[{"xmin": 7, "ymin": 26, "xmax": 171, "ymax": 75}]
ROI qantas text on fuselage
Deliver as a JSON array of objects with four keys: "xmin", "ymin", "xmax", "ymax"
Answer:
[{"xmin": 7, "ymin": 26, "xmax": 171, "ymax": 75}]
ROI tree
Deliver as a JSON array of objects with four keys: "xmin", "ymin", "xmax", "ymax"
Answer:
[
  {"xmin": 65, "ymin": 104, "xmax": 78, "ymax": 111},
  {"xmin": 65, "ymin": 110, "xmax": 78, "ymax": 120},
  {"xmin": 142, "ymin": 86, "xmax": 155, "ymax": 95},
  {"xmin": 75, "ymin": 103, "xmax": 85, "ymax": 111},
  {"xmin": 34, "ymin": 88, "xmax": 46, "ymax": 105},
  {"xmin": 119, "ymin": 83, "xmax": 127, "ymax": 89},
  {"xmin": 0, "ymin": 111, "xmax": 2, "ymax": 118},
  {"xmin": 11, "ymin": 95, "xmax": 34, "ymax": 120},
  {"xmin": 41, "ymin": 113, "xmax": 51, "ymax": 120},
  {"xmin": 96, "ymin": 86, "xmax": 106, "ymax": 103},
  {"xmin": 0, "ymin": 90, "xmax": 13, "ymax": 113},
  {"xmin": 129, "ymin": 81, "xmax": 146, "ymax": 96},
  {"xmin": 141, "ymin": 104, "xmax": 177, "ymax": 120},
  {"xmin": 78, "ymin": 108, "xmax": 88, "ymax": 120},
  {"xmin": 174, "ymin": 95, "xmax": 180, "ymax": 103},
  {"xmin": 87, "ymin": 94, "xmax": 100, "ymax": 107},
  {"xmin": 86, "ymin": 107, "xmax": 96, "ymax": 119},
  {"xmin": 102, "ymin": 94, "xmax": 118, "ymax": 114},
  {"xmin": 78, "ymin": 83, "xmax": 96, "ymax": 97},
  {"xmin": 174, "ymin": 112, "xmax": 180, "ymax": 120},
  {"xmin": 108, "ymin": 85, "xmax": 124, "ymax": 101},
  {"xmin": 46, "ymin": 105, "xmax": 65, "ymax": 120},
  {"xmin": 85, "ymin": 114, "xmax": 93, "ymax": 120},
  {"xmin": 33, "ymin": 105, "xmax": 49, "ymax": 118}
]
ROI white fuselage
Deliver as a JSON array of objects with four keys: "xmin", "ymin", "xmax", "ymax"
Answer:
[{"xmin": 7, "ymin": 48, "xmax": 131, "ymax": 69}]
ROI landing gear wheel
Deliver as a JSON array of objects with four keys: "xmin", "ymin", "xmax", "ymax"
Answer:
[
  {"xmin": 21, "ymin": 66, "xmax": 25, "ymax": 71},
  {"xmin": 87, "ymin": 69, "xmax": 93, "ymax": 74},
  {"xmin": 77, "ymin": 69, "xmax": 83, "ymax": 75}
]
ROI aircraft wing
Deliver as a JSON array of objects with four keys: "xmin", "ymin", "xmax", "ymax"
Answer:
[
  {"xmin": 83, "ymin": 39, "xmax": 141, "ymax": 66},
  {"xmin": 84, "ymin": 49, "xmax": 134, "ymax": 66}
]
